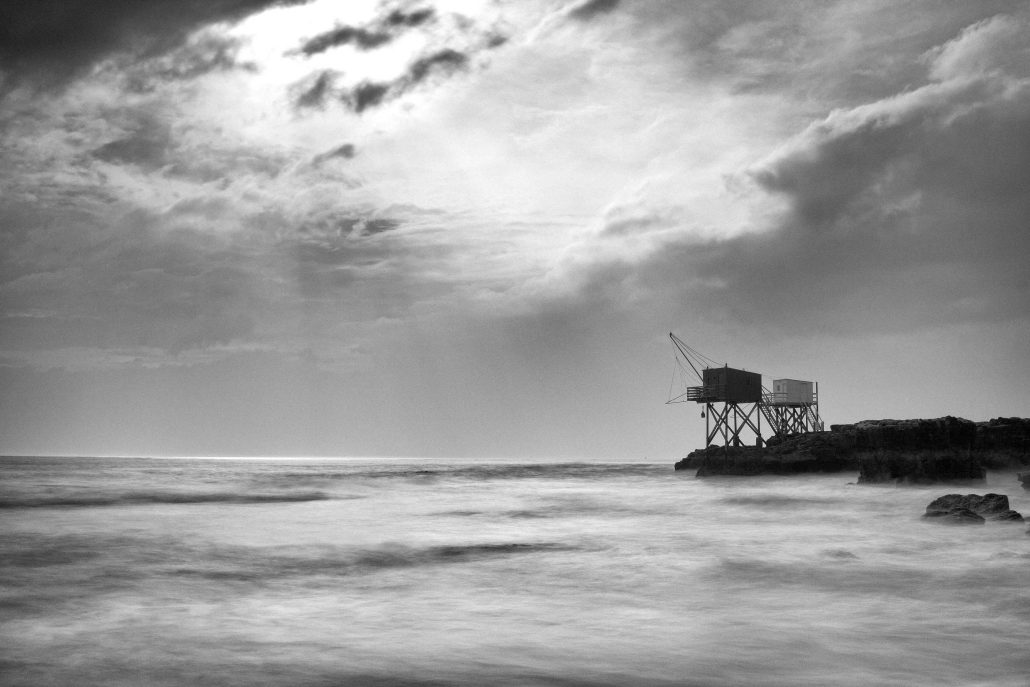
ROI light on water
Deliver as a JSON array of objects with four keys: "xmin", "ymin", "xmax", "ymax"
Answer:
[{"xmin": 1, "ymin": 457, "xmax": 1028, "ymax": 686}]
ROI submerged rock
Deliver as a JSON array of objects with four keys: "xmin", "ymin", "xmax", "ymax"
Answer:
[{"xmin": 923, "ymin": 493, "xmax": 1024, "ymax": 524}]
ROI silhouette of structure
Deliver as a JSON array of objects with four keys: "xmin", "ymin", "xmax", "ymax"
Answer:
[{"xmin": 667, "ymin": 333, "xmax": 824, "ymax": 448}]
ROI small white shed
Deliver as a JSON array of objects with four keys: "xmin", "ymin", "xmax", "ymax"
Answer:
[{"xmin": 772, "ymin": 379, "xmax": 814, "ymax": 405}]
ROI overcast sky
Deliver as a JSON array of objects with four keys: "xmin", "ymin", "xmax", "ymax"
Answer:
[{"xmin": 1, "ymin": 0, "xmax": 1028, "ymax": 459}]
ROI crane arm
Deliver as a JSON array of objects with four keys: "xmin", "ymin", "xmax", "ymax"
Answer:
[{"xmin": 669, "ymin": 332, "xmax": 723, "ymax": 384}]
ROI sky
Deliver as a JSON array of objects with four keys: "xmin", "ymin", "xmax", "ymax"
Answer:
[{"xmin": 1, "ymin": 0, "xmax": 1029, "ymax": 459}]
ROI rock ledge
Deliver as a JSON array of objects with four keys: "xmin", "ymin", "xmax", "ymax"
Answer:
[{"xmin": 675, "ymin": 416, "xmax": 1029, "ymax": 483}]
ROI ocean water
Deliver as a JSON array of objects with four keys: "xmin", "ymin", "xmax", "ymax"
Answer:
[{"xmin": 1, "ymin": 457, "xmax": 1028, "ymax": 686}]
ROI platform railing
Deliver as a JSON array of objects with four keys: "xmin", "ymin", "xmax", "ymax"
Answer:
[{"xmin": 686, "ymin": 384, "xmax": 723, "ymax": 402}]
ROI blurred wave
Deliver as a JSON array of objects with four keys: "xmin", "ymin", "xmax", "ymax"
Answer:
[
  {"xmin": 0, "ymin": 491, "xmax": 331, "ymax": 509},
  {"xmin": 2, "ymin": 457, "xmax": 1028, "ymax": 686},
  {"xmin": 259, "ymin": 462, "xmax": 666, "ymax": 484},
  {"xmin": 720, "ymin": 495, "xmax": 840, "ymax": 507},
  {"xmin": 170, "ymin": 541, "xmax": 579, "ymax": 581}
]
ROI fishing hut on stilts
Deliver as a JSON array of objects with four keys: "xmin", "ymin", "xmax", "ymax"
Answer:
[{"xmin": 666, "ymin": 333, "xmax": 824, "ymax": 449}]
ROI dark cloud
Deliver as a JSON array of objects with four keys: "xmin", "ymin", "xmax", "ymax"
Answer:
[
  {"xmin": 362, "ymin": 218, "xmax": 399, "ymax": 236},
  {"xmin": 485, "ymin": 34, "xmax": 509, "ymax": 49},
  {"xmin": 408, "ymin": 49, "xmax": 468, "ymax": 85},
  {"xmin": 312, "ymin": 143, "xmax": 357, "ymax": 165},
  {"xmin": 289, "ymin": 3, "xmax": 509, "ymax": 113},
  {"xmin": 91, "ymin": 113, "xmax": 173, "ymax": 170},
  {"xmin": 294, "ymin": 71, "xmax": 339, "ymax": 109},
  {"xmin": 164, "ymin": 145, "xmax": 288, "ymax": 183},
  {"xmin": 345, "ymin": 81, "xmax": 392, "ymax": 113},
  {"xmin": 294, "ymin": 212, "xmax": 400, "ymax": 241},
  {"xmin": 383, "ymin": 8, "xmax": 435, "ymax": 28},
  {"xmin": 122, "ymin": 34, "xmax": 252, "ymax": 93},
  {"xmin": 0, "ymin": 0, "xmax": 308, "ymax": 93},
  {"xmin": 568, "ymin": 0, "xmax": 621, "ymax": 22},
  {"xmin": 296, "ymin": 26, "xmax": 392, "ymax": 55},
  {"xmin": 598, "ymin": 205, "xmax": 679, "ymax": 237},
  {"xmin": 293, "ymin": 6, "xmax": 435, "ymax": 57},
  {"xmin": 336, "ymin": 49, "xmax": 469, "ymax": 113},
  {"xmin": 286, "ymin": 215, "xmax": 402, "ymax": 300},
  {"xmin": 575, "ymin": 14, "xmax": 1030, "ymax": 338},
  {"xmin": 286, "ymin": 1, "xmax": 510, "ymax": 112},
  {"xmin": 85, "ymin": 106, "xmax": 286, "ymax": 181}
]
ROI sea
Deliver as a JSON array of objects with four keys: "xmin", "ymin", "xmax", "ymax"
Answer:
[{"xmin": 1, "ymin": 456, "xmax": 1028, "ymax": 687}]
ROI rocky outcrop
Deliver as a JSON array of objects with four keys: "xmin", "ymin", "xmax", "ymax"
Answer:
[
  {"xmin": 923, "ymin": 493, "xmax": 1024, "ymax": 524},
  {"xmin": 856, "ymin": 451, "xmax": 984, "ymax": 484},
  {"xmin": 679, "ymin": 442, "xmax": 854, "ymax": 476},
  {"xmin": 677, "ymin": 416, "xmax": 1029, "ymax": 482},
  {"xmin": 974, "ymin": 418, "xmax": 1030, "ymax": 468},
  {"xmin": 676, "ymin": 432, "xmax": 858, "ymax": 475},
  {"xmin": 848, "ymin": 417, "xmax": 983, "ymax": 484},
  {"xmin": 1019, "ymin": 472, "xmax": 1030, "ymax": 490}
]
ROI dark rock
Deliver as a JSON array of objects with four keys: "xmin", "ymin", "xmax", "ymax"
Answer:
[
  {"xmin": 841, "ymin": 417, "xmax": 977, "ymax": 451},
  {"xmin": 925, "ymin": 493, "xmax": 1010, "ymax": 516},
  {"xmin": 923, "ymin": 493, "xmax": 1023, "ymax": 524},
  {"xmin": 974, "ymin": 418, "xmax": 1030, "ymax": 468},
  {"xmin": 850, "ymin": 417, "xmax": 983, "ymax": 485},
  {"xmin": 673, "ymin": 453, "xmax": 705, "ymax": 471},
  {"xmin": 857, "ymin": 450, "xmax": 984, "ymax": 485},
  {"xmin": 677, "ymin": 438, "xmax": 855, "ymax": 476},
  {"xmin": 977, "ymin": 493, "xmax": 1013, "ymax": 515},
  {"xmin": 677, "ymin": 415, "xmax": 1027, "ymax": 482},
  {"xmin": 1019, "ymin": 472, "xmax": 1030, "ymax": 490}
]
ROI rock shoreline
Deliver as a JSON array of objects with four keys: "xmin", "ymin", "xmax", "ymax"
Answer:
[{"xmin": 675, "ymin": 416, "xmax": 1030, "ymax": 484}]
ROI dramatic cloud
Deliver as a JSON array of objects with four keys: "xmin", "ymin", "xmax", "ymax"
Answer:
[
  {"xmin": 286, "ymin": 3, "xmax": 504, "ymax": 112},
  {"xmin": 329, "ymin": 49, "xmax": 469, "ymax": 113},
  {"xmin": 297, "ymin": 26, "xmax": 393, "ymax": 55},
  {"xmin": 121, "ymin": 33, "xmax": 253, "ymax": 93},
  {"xmin": 2, "ymin": 1, "xmax": 1028, "ymax": 457},
  {"xmin": 567, "ymin": 10, "xmax": 1030, "ymax": 338},
  {"xmin": 294, "ymin": 7, "xmax": 435, "ymax": 55},
  {"xmin": 0, "ymin": 0, "xmax": 304, "ymax": 92}
]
